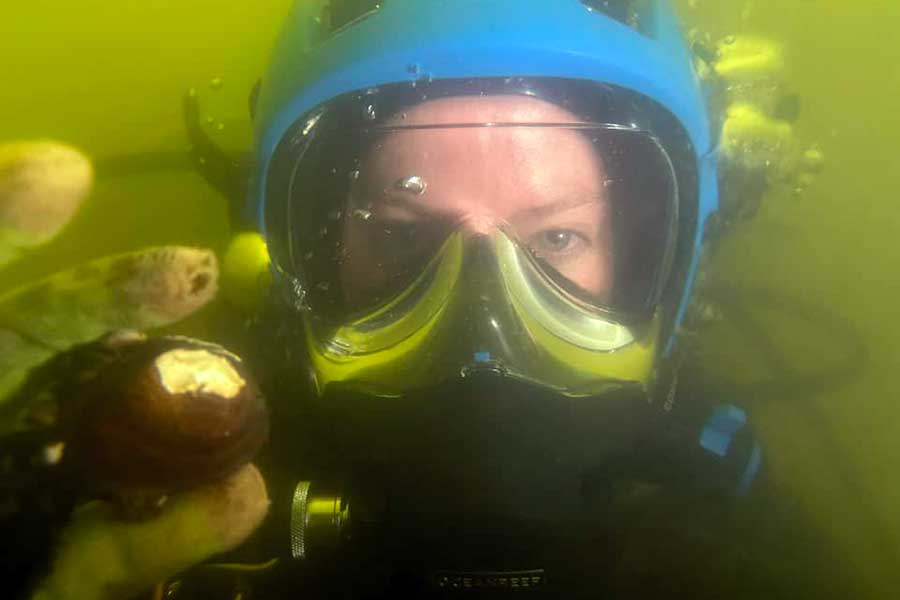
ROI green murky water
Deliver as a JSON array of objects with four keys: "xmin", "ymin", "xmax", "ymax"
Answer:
[
  {"xmin": 1, "ymin": 1, "xmax": 898, "ymax": 596},
  {"xmin": 682, "ymin": 2, "xmax": 900, "ymax": 595}
]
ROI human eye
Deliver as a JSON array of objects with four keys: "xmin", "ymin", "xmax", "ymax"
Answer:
[
  {"xmin": 527, "ymin": 228, "xmax": 591, "ymax": 260},
  {"xmin": 378, "ymin": 219, "xmax": 422, "ymax": 241}
]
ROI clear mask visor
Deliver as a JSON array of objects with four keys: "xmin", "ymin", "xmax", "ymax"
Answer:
[{"xmin": 290, "ymin": 124, "xmax": 679, "ymax": 324}]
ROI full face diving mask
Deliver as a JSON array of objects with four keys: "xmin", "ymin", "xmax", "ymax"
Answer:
[{"xmin": 262, "ymin": 80, "xmax": 696, "ymax": 400}]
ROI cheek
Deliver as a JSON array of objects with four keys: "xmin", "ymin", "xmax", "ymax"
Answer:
[
  {"xmin": 592, "ymin": 214, "xmax": 615, "ymax": 299},
  {"xmin": 569, "ymin": 246, "xmax": 614, "ymax": 300},
  {"xmin": 339, "ymin": 221, "xmax": 386, "ymax": 305}
]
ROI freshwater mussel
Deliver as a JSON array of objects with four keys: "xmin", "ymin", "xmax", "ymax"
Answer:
[{"xmin": 11, "ymin": 331, "xmax": 268, "ymax": 519}]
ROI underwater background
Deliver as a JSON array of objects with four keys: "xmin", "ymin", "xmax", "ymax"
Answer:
[{"xmin": 1, "ymin": 0, "xmax": 898, "ymax": 596}]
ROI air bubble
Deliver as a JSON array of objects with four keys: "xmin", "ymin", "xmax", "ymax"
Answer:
[
  {"xmin": 395, "ymin": 175, "xmax": 427, "ymax": 195},
  {"xmin": 349, "ymin": 170, "xmax": 360, "ymax": 180},
  {"xmin": 364, "ymin": 104, "xmax": 377, "ymax": 120},
  {"xmin": 216, "ymin": 122, "xmax": 225, "ymax": 131},
  {"xmin": 210, "ymin": 77, "xmax": 223, "ymax": 90},
  {"xmin": 353, "ymin": 209, "xmax": 373, "ymax": 221},
  {"xmin": 205, "ymin": 116, "xmax": 215, "ymax": 124}
]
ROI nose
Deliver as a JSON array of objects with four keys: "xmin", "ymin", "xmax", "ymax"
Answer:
[{"xmin": 458, "ymin": 213, "xmax": 500, "ymax": 237}]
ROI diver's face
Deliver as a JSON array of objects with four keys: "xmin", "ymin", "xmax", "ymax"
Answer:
[{"xmin": 341, "ymin": 95, "xmax": 612, "ymax": 306}]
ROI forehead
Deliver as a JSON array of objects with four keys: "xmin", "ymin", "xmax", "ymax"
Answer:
[
  {"xmin": 369, "ymin": 94, "xmax": 602, "ymax": 171},
  {"xmin": 388, "ymin": 94, "xmax": 589, "ymax": 125},
  {"xmin": 357, "ymin": 96, "xmax": 608, "ymax": 214}
]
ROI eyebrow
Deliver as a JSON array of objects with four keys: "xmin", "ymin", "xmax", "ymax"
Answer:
[
  {"xmin": 373, "ymin": 192, "xmax": 438, "ymax": 218},
  {"xmin": 511, "ymin": 196, "xmax": 606, "ymax": 221},
  {"xmin": 372, "ymin": 191, "xmax": 606, "ymax": 221}
]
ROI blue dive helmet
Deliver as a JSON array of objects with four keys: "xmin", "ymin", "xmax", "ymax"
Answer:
[{"xmin": 251, "ymin": 0, "xmax": 718, "ymax": 398}]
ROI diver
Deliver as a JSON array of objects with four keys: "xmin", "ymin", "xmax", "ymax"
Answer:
[
  {"xmin": 237, "ymin": 1, "xmax": 760, "ymax": 596},
  {"xmin": 2, "ymin": 0, "xmax": 866, "ymax": 598}
]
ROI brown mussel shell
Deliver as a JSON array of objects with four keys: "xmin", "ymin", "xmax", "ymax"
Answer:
[{"xmin": 19, "ymin": 332, "xmax": 268, "ymax": 498}]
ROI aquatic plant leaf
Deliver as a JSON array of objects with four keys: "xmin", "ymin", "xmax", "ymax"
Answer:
[
  {"xmin": 0, "ymin": 246, "xmax": 218, "ymax": 433},
  {"xmin": 0, "ymin": 246, "xmax": 218, "ymax": 348},
  {"xmin": 0, "ymin": 140, "xmax": 93, "ymax": 269}
]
